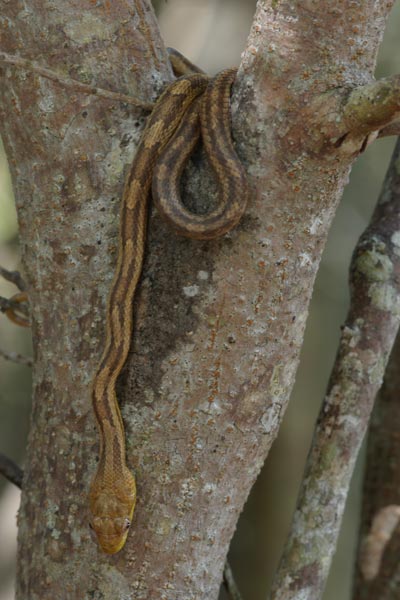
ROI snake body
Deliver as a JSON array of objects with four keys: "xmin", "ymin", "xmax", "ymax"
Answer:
[
  {"xmin": 153, "ymin": 68, "xmax": 248, "ymax": 239},
  {"xmin": 89, "ymin": 51, "xmax": 248, "ymax": 554}
]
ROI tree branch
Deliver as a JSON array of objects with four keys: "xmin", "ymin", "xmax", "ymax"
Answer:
[
  {"xmin": 0, "ymin": 453, "xmax": 23, "ymax": 488},
  {"xmin": 269, "ymin": 137, "xmax": 400, "ymax": 600},
  {"xmin": 353, "ymin": 321, "xmax": 400, "ymax": 597},
  {"xmin": 0, "ymin": 51, "xmax": 154, "ymax": 111},
  {"xmin": 0, "ymin": 348, "xmax": 33, "ymax": 367},
  {"xmin": 342, "ymin": 75, "xmax": 400, "ymax": 134},
  {"xmin": 0, "ymin": 266, "xmax": 26, "ymax": 291}
]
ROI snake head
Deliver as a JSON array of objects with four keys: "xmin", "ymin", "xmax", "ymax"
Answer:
[{"xmin": 89, "ymin": 473, "xmax": 136, "ymax": 554}]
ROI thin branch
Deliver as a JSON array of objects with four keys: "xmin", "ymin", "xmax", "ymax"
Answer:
[
  {"xmin": 223, "ymin": 562, "xmax": 244, "ymax": 600},
  {"xmin": 0, "ymin": 453, "xmax": 23, "ymax": 488},
  {"xmin": 343, "ymin": 75, "xmax": 400, "ymax": 134},
  {"xmin": 0, "ymin": 348, "xmax": 33, "ymax": 367},
  {"xmin": 268, "ymin": 138, "xmax": 400, "ymax": 600},
  {"xmin": 359, "ymin": 505, "xmax": 400, "ymax": 581},
  {"xmin": 0, "ymin": 51, "xmax": 154, "ymax": 111},
  {"xmin": 0, "ymin": 265, "xmax": 27, "ymax": 291}
]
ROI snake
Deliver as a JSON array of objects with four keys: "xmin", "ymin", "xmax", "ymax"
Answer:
[{"xmin": 88, "ymin": 49, "xmax": 249, "ymax": 554}]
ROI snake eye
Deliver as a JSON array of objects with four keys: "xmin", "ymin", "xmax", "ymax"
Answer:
[{"xmin": 124, "ymin": 518, "xmax": 131, "ymax": 531}]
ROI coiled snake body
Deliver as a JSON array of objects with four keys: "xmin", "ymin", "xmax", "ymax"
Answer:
[{"xmin": 89, "ymin": 50, "xmax": 249, "ymax": 554}]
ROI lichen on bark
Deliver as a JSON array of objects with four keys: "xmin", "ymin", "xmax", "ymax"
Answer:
[{"xmin": 0, "ymin": 0, "xmax": 398, "ymax": 598}]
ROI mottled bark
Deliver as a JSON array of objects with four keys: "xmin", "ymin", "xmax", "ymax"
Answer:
[
  {"xmin": 269, "ymin": 137, "xmax": 400, "ymax": 600},
  {"xmin": 353, "ymin": 312, "xmax": 400, "ymax": 597},
  {"xmin": 0, "ymin": 0, "xmax": 397, "ymax": 599}
]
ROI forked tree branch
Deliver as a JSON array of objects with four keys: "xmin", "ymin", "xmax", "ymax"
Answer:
[{"xmin": 269, "ymin": 138, "xmax": 400, "ymax": 600}]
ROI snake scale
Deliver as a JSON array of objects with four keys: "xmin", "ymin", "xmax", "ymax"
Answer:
[{"xmin": 88, "ymin": 49, "xmax": 249, "ymax": 554}]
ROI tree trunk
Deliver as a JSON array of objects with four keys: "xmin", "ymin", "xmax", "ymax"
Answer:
[{"xmin": 0, "ymin": 0, "xmax": 397, "ymax": 598}]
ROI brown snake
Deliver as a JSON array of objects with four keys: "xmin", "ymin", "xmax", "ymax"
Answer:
[{"xmin": 88, "ymin": 49, "xmax": 249, "ymax": 554}]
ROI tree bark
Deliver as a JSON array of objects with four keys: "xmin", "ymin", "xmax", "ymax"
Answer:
[
  {"xmin": 269, "ymin": 136, "xmax": 400, "ymax": 600},
  {"xmin": 0, "ymin": 1, "xmax": 397, "ymax": 598},
  {"xmin": 353, "ymin": 243, "xmax": 400, "ymax": 596}
]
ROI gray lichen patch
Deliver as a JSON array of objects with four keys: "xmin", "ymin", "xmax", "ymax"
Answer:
[
  {"xmin": 355, "ymin": 244, "xmax": 393, "ymax": 282},
  {"xmin": 368, "ymin": 282, "xmax": 400, "ymax": 315},
  {"xmin": 341, "ymin": 322, "xmax": 362, "ymax": 348},
  {"xmin": 269, "ymin": 364, "xmax": 285, "ymax": 399},
  {"xmin": 340, "ymin": 352, "xmax": 364, "ymax": 384},
  {"xmin": 197, "ymin": 270, "xmax": 209, "ymax": 281},
  {"xmin": 366, "ymin": 351, "xmax": 386, "ymax": 386},
  {"xmin": 37, "ymin": 81, "xmax": 56, "ymax": 114},
  {"xmin": 45, "ymin": 505, "xmax": 63, "ymax": 544},
  {"xmin": 183, "ymin": 284, "xmax": 200, "ymax": 297},
  {"xmin": 259, "ymin": 399, "xmax": 281, "ymax": 434},
  {"xmin": 100, "ymin": 565, "xmax": 132, "ymax": 599},
  {"xmin": 64, "ymin": 14, "xmax": 118, "ymax": 45},
  {"xmin": 103, "ymin": 141, "xmax": 128, "ymax": 186},
  {"xmin": 391, "ymin": 230, "xmax": 400, "ymax": 255}
]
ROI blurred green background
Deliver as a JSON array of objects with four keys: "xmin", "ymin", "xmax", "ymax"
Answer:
[{"xmin": 0, "ymin": 2, "xmax": 399, "ymax": 599}]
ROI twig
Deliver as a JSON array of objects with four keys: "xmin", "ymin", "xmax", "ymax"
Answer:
[
  {"xmin": 268, "ymin": 138, "xmax": 400, "ymax": 600},
  {"xmin": 223, "ymin": 561, "xmax": 243, "ymax": 600},
  {"xmin": 359, "ymin": 505, "xmax": 400, "ymax": 581},
  {"xmin": 0, "ymin": 453, "xmax": 23, "ymax": 488},
  {"xmin": 0, "ymin": 50, "xmax": 155, "ymax": 111},
  {"xmin": 343, "ymin": 75, "xmax": 400, "ymax": 134},
  {"xmin": 0, "ymin": 348, "xmax": 33, "ymax": 367},
  {"xmin": 0, "ymin": 265, "xmax": 27, "ymax": 291}
]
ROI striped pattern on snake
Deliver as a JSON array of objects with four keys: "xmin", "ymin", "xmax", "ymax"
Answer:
[{"xmin": 88, "ymin": 50, "xmax": 249, "ymax": 554}]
